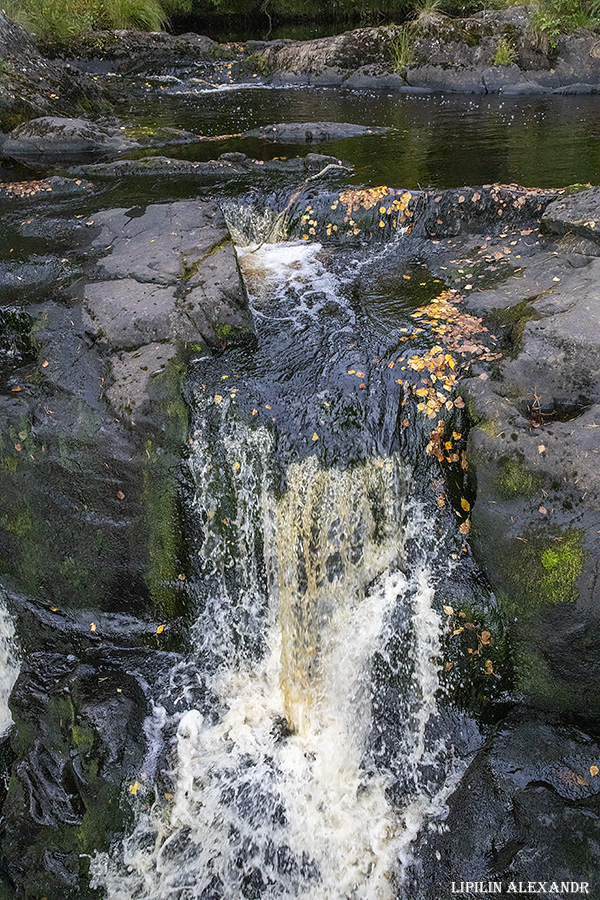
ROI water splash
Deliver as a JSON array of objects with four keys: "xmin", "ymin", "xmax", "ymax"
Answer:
[
  {"xmin": 90, "ymin": 434, "xmax": 453, "ymax": 900},
  {"xmin": 0, "ymin": 592, "xmax": 19, "ymax": 737}
]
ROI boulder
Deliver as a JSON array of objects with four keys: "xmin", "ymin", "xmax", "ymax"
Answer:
[
  {"xmin": 2, "ymin": 116, "xmax": 136, "ymax": 159},
  {"xmin": 454, "ymin": 209, "xmax": 600, "ymax": 721},
  {"xmin": 0, "ymin": 12, "xmax": 103, "ymax": 130},
  {"xmin": 408, "ymin": 708, "xmax": 600, "ymax": 897}
]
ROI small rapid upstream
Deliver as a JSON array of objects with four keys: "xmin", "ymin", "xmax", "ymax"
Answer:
[{"xmin": 90, "ymin": 226, "xmax": 469, "ymax": 899}]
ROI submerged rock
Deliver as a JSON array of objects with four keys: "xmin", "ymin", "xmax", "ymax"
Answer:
[{"xmin": 243, "ymin": 122, "xmax": 391, "ymax": 143}]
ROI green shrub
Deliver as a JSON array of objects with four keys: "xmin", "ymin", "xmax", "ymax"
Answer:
[
  {"xmin": 104, "ymin": 0, "xmax": 167, "ymax": 29},
  {"xmin": 3, "ymin": 0, "xmax": 170, "ymax": 39},
  {"xmin": 491, "ymin": 36, "xmax": 516, "ymax": 65},
  {"xmin": 531, "ymin": 0, "xmax": 600, "ymax": 48},
  {"xmin": 389, "ymin": 25, "xmax": 415, "ymax": 73}
]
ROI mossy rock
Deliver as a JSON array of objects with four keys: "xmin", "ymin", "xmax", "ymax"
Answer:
[{"xmin": 494, "ymin": 456, "xmax": 543, "ymax": 499}]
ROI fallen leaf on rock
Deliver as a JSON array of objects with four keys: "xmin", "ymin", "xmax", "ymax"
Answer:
[
  {"xmin": 591, "ymin": 766, "xmax": 599, "ymax": 777},
  {"xmin": 460, "ymin": 497, "xmax": 470, "ymax": 511},
  {"xmin": 116, "ymin": 490, "xmax": 125, "ymax": 500},
  {"xmin": 538, "ymin": 444, "xmax": 546, "ymax": 454},
  {"xmin": 157, "ymin": 624, "xmax": 165, "ymax": 634}
]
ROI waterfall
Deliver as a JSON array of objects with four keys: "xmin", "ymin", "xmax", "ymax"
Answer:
[
  {"xmin": 0, "ymin": 592, "xmax": 19, "ymax": 738},
  {"xmin": 91, "ymin": 224, "xmax": 464, "ymax": 900}
]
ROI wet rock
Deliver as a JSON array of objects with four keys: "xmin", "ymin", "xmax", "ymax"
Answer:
[
  {"xmin": 2, "ymin": 643, "xmax": 180, "ymax": 900},
  {"xmin": 62, "ymin": 28, "xmax": 218, "ymax": 77},
  {"xmin": 455, "ymin": 220, "xmax": 600, "ymax": 721},
  {"xmin": 1, "ymin": 116, "xmax": 137, "ymax": 160},
  {"xmin": 407, "ymin": 65, "xmax": 486, "ymax": 94},
  {"xmin": 283, "ymin": 183, "xmax": 557, "ymax": 245},
  {"xmin": 243, "ymin": 122, "xmax": 390, "ymax": 143},
  {"xmin": 0, "ymin": 176, "xmax": 93, "ymax": 203},
  {"xmin": 409, "ymin": 708, "xmax": 600, "ymax": 896},
  {"xmin": 542, "ymin": 186, "xmax": 600, "ymax": 245},
  {"xmin": 69, "ymin": 152, "xmax": 348, "ymax": 180},
  {"xmin": 0, "ymin": 11, "xmax": 103, "ymax": 130}
]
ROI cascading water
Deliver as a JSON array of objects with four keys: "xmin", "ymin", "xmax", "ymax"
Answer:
[
  {"xmin": 91, "ymin": 218, "xmax": 467, "ymax": 900},
  {"xmin": 0, "ymin": 592, "xmax": 18, "ymax": 738}
]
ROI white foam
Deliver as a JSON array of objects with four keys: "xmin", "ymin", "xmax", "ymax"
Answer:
[{"xmin": 0, "ymin": 595, "xmax": 19, "ymax": 737}]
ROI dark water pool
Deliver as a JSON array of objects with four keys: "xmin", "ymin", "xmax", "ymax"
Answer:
[{"xmin": 115, "ymin": 86, "xmax": 600, "ymax": 189}]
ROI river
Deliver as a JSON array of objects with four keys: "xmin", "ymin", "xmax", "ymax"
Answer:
[{"xmin": 0, "ymin": 77, "xmax": 597, "ymax": 899}]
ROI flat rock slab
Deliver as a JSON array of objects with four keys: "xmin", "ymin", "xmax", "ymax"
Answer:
[
  {"xmin": 84, "ymin": 199, "xmax": 253, "ymax": 415},
  {"xmin": 92, "ymin": 199, "xmax": 232, "ymax": 283},
  {"xmin": 84, "ymin": 279, "xmax": 180, "ymax": 349},
  {"xmin": 243, "ymin": 122, "xmax": 390, "ymax": 143},
  {"xmin": 542, "ymin": 187, "xmax": 600, "ymax": 244},
  {"xmin": 107, "ymin": 341, "xmax": 180, "ymax": 418}
]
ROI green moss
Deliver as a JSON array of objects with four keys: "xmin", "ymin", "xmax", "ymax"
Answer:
[
  {"xmin": 499, "ymin": 529, "xmax": 585, "ymax": 618},
  {"xmin": 207, "ymin": 45, "xmax": 236, "ymax": 60},
  {"xmin": 180, "ymin": 234, "xmax": 232, "ymax": 284},
  {"xmin": 488, "ymin": 295, "xmax": 542, "ymax": 357},
  {"xmin": 141, "ymin": 352, "xmax": 191, "ymax": 618},
  {"xmin": 71, "ymin": 723, "xmax": 95, "ymax": 755},
  {"xmin": 514, "ymin": 645, "xmax": 573, "ymax": 708},
  {"xmin": 539, "ymin": 532, "xmax": 585, "ymax": 603},
  {"xmin": 494, "ymin": 456, "xmax": 542, "ymax": 499},
  {"xmin": 241, "ymin": 50, "xmax": 271, "ymax": 75}
]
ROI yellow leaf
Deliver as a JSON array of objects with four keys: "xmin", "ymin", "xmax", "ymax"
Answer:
[
  {"xmin": 480, "ymin": 630, "xmax": 492, "ymax": 645},
  {"xmin": 538, "ymin": 444, "xmax": 546, "ymax": 454},
  {"xmin": 443, "ymin": 604, "xmax": 454, "ymax": 615},
  {"xmin": 42, "ymin": 360, "xmax": 49, "ymax": 368},
  {"xmin": 252, "ymin": 409, "xmax": 257, "ymax": 415},
  {"xmin": 214, "ymin": 395, "xmax": 223, "ymax": 404},
  {"xmin": 157, "ymin": 624, "xmax": 165, "ymax": 634},
  {"xmin": 591, "ymin": 765, "xmax": 599, "ymax": 777},
  {"xmin": 312, "ymin": 432, "xmax": 319, "ymax": 441},
  {"xmin": 128, "ymin": 781, "xmax": 142, "ymax": 796},
  {"xmin": 459, "ymin": 519, "xmax": 471, "ymax": 535},
  {"xmin": 484, "ymin": 659, "xmax": 494, "ymax": 674},
  {"xmin": 90, "ymin": 623, "xmax": 96, "ymax": 632},
  {"xmin": 460, "ymin": 497, "xmax": 471, "ymax": 511}
]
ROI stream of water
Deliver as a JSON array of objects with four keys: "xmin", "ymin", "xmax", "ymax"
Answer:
[{"xmin": 88, "ymin": 229, "xmax": 469, "ymax": 899}]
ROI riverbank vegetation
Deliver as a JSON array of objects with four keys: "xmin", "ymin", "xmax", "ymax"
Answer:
[{"xmin": 3, "ymin": 0, "xmax": 600, "ymax": 53}]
